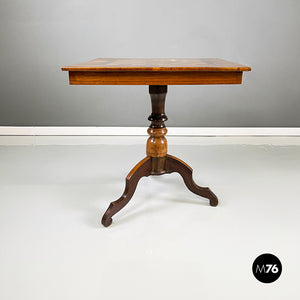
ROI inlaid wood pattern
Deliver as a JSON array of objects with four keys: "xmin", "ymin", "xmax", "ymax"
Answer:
[
  {"xmin": 63, "ymin": 58, "xmax": 250, "ymax": 85},
  {"xmin": 62, "ymin": 58, "xmax": 251, "ymax": 72}
]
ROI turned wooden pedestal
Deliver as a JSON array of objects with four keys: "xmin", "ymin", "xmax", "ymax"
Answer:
[
  {"xmin": 101, "ymin": 85, "xmax": 218, "ymax": 227},
  {"xmin": 62, "ymin": 58, "xmax": 251, "ymax": 227}
]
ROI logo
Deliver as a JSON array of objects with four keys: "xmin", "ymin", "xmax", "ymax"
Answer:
[{"xmin": 252, "ymin": 253, "xmax": 282, "ymax": 283}]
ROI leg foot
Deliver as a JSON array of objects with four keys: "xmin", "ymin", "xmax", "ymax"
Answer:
[
  {"xmin": 101, "ymin": 156, "xmax": 151, "ymax": 227},
  {"xmin": 165, "ymin": 154, "xmax": 218, "ymax": 206}
]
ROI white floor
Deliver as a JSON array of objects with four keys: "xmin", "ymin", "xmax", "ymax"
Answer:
[{"xmin": 0, "ymin": 136, "xmax": 299, "ymax": 300}]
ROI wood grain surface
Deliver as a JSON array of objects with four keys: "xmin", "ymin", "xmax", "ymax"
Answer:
[
  {"xmin": 62, "ymin": 58, "xmax": 251, "ymax": 72},
  {"xmin": 68, "ymin": 70, "xmax": 243, "ymax": 85},
  {"xmin": 62, "ymin": 58, "xmax": 250, "ymax": 85}
]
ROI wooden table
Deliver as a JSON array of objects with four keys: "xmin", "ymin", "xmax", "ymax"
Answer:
[{"xmin": 62, "ymin": 58, "xmax": 251, "ymax": 227}]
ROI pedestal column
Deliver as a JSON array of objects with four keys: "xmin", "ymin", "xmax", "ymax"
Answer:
[{"xmin": 147, "ymin": 85, "xmax": 168, "ymax": 175}]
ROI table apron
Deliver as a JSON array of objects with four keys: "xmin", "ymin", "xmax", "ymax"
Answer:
[{"xmin": 68, "ymin": 71, "xmax": 243, "ymax": 85}]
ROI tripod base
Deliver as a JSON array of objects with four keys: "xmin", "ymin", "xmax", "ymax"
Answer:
[
  {"xmin": 102, "ymin": 85, "xmax": 218, "ymax": 227},
  {"xmin": 101, "ymin": 154, "xmax": 218, "ymax": 227}
]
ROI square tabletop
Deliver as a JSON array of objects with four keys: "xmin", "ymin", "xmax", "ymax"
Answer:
[{"xmin": 62, "ymin": 58, "xmax": 251, "ymax": 85}]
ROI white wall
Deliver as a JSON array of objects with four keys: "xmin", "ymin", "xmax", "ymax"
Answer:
[{"xmin": 0, "ymin": 0, "xmax": 299, "ymax": 126}]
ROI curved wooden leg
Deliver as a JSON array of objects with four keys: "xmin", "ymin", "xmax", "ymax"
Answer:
[
  {"xmin": 102, "ymin": 156, "xmax": 152, "ymax": 227},
  {"xmin": 165, "ymin": 154, "xmax": 218, "ymax": 206}
]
